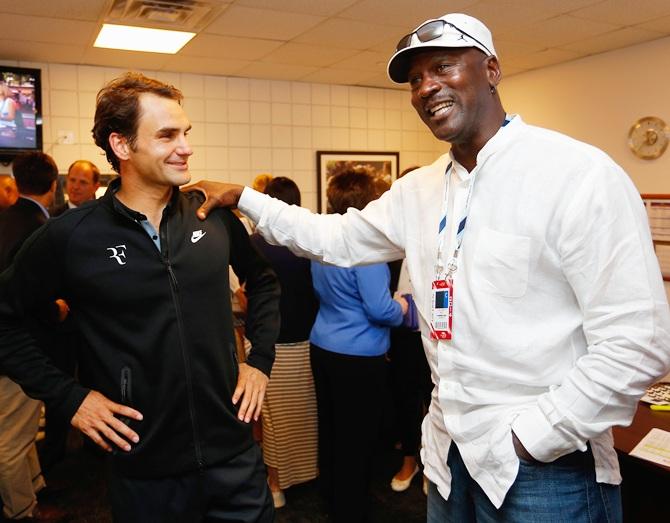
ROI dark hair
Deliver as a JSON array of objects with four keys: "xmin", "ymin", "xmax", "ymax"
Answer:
[
  {"xmin": 68, "ymin": 160, "xmax": 101, "ymax": 184},
  {"xmin": 265, "ymin": 176, "xmax": 301, "ymax": 206},
  {"xmin": 92, "ymin": 72, "xmax": 183, "ymax": 173},
  {"xmin": 326, "ymin": 170, "xmax": 377, "ymax": 214},
  {"xmin": 11, "ymin": 152, "xmax": 58, "ymax": 195}
]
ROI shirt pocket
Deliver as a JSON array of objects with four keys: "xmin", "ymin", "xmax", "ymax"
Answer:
[{"xmin": 473, "ymin": 227, "xmax": 531, "ymax": 298}]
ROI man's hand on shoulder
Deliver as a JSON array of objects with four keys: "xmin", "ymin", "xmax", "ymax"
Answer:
[
  {"xmin": 181, "ymin": 180, "xmax": 245, "ymax": 220},
  {"xmin": 232, "ymin": 362, "xmax": 269, "ymax": 423},
  {"xmin": 71, "ymin": 390, "xmax": 143, "ymax": 453}
]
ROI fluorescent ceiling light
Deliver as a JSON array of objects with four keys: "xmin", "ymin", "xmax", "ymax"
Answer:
[{"xmin": 94, "ymin": 24, "xmax": 195, "ymax": 54}]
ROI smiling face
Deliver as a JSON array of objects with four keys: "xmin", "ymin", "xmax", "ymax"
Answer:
[
  {"xmin": 66, "ymin": 162, "xmax": 99, "ymax": 206},
  {"xmin": 122, "ymin": 93, "xmax": 193, "ymax": 189},
  {"xmin": 408, "ymin": 47, "xmax": 502, "ymax": 165}
]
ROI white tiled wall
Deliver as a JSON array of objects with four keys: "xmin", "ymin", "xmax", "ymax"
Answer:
[{"xmin": 0, "ymin": 61, "xmax": 446, "ymax": 211}]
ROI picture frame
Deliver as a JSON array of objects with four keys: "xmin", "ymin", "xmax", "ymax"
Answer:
[
  {"xmin": 316, "ymin": 150, "xmax": 399, "ymax": 213},
  {"xmin": 642, "ymin": 193, "xmax": 670, "ymax": 281}
]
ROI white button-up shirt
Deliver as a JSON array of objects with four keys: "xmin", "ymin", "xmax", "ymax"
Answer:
[{"xmin": 239, "ymin": 115, "xmax": 670, "ymax": 508}]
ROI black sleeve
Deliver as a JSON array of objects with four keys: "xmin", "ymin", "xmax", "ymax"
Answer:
[
  {"xmin": 224, "ymin": 210, "xmax": 280, "ymax": 376},
  {"xmin": 0, "ymin": 223, "xmax": 90, "ymax": 421}
]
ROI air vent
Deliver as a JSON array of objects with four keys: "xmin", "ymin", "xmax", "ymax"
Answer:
[{"xmin": 105, "ymin": 0, "xmax": 225, "ymax": 31}]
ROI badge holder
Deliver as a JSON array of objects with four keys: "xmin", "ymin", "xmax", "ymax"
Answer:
[{"xmin": 430, "ymin": 278, "xmax": 453, "ymax": 340}]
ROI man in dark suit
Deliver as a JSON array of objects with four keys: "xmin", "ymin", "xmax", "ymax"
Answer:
[
  {"xmin": 50, "ymin": 160, "xmax": 101, "ymax": 217},
  {"xmin": 0, "ymin": 152, "xmax": 65, "ymax": 522},
  {"xmin": 0, "ymin": 152, "xmax": 57, "ymax": 267}
]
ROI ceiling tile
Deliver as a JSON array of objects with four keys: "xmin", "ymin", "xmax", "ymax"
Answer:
[
  {"xmin": 235, "ymin": 62, "xmax": 319, "ymax": 81},
  {"xmin": 0, "ymin": 0, "xmax": 106, "ymax": 21},
  {"xmin": 559, "ymin": 26, "xmax": 664, "ymax": 55},
  {"xmin": 337, "ymin": 0, "xmax": 478, "ymax": 28},
  {"xmin": 181, "ymin": 34, "xmax": 282, "ymax": 60},
  {"xmin": 1, "ymin": 0, "xmax": 670, "ymax": 89},
  {"xmin": 495, "ymin": 39, "xmax": 547, "ymax": 62},
  {"xmin": 0, "ymin": 39, "xmax": 86, "ymax": 64},
  {"xmin": 161, "ymin": 55, "xmax": 251, "ymax": 76},
  {"xmin": 1, "ymin": 14, "xmax": 98, "ymax": 45},
  {"xmin": 261, "ymin": 43, "xmax": 357, "ymax": 67},
  {"xmin": 234, "ymin": 0, "xmax": 359, "ymax": 17},
  {"xmin": 329, "ymin": 51, "xmax": 390, "ymax": 72},
  {"xmin": 368, "ymin": 36, "xmax": 401, "ymax": 56},
  {"xmin": 570, "ymin": 0, "xmax": 670, "ymax": 25},
  {"xmin": 496, "ymin": 14, "xmax": 619, "ymax": 47},
  {"xmin": 354, "ymin": 71, "xmax": 403, "ymax": 90},
  {"xmin": 503, "ymin": 47, "xmax": 582, "ymax": 70},
  {"xmin": 499, "ymin": 65, "xmax": 527, "ymax": 77},
  {"xmin": 300, "ymin": 67, "xmax": 380, "ymax": 86},
  {"xmin": 464, "ymin": 0, "xmax": 601, "ymax": 34},
  {"xmin": 637, "ymin": 14, "xmax": 670, "ymax": 33},
  {"xmin": 204, "ymin": 5, "xmax": 324, "ymax": 40},
  {"xmin": 294, "ymin": 17, "xmax": 395, "ymax": 50},
  {"xmin": 81, "ymin": 48, "xmax": 171, "ymax": 71}
]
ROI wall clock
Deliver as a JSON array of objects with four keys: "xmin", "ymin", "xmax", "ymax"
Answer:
[{"xmin": 628, "ymin": 116, "xmax": 668, "ymax": 160}]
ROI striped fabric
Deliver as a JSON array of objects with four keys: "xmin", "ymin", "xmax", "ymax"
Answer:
[{"xmin": 262, "ymin": 340, "xmax": 318, "ymax": 489}]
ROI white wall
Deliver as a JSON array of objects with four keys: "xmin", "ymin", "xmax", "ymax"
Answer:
[
  {"xmin": 499, "ymin": 35, "xmax": 670, "ymax": 300},
  {"xmin": 499, "ymin": 35, "xmax": 670, "ymax": 195},
  {"xmin": 0, "ymin": 61, "xmax": 446, "ymax": 211}
]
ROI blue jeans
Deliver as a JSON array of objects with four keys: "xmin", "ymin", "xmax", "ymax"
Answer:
[{"xmin": 427, "ymin": 443, "xmax": 622, "ymax": 523}]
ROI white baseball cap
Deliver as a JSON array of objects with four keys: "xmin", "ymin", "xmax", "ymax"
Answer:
[{"xmin": 387, "ymin": 13, "xmax": 496, "ymax": 84}]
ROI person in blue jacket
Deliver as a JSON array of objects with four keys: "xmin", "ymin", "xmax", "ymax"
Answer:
[{"xmin": 309, "ymin": 169, "xmax": 408, "ymax": 523}]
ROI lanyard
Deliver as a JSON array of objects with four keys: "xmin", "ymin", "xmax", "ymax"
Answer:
[
  {"xmin": 435, "ymin": 115, "xmax": 513, "ymax": 279},
  {"xmin": 435, "ymin": 162, "xmax": 474, "ymax": 279}
]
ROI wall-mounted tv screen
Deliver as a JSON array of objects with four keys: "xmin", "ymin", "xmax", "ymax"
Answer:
[{"xmin": 0, "ymin": 66, "xmax": 43, "ymax": 163}]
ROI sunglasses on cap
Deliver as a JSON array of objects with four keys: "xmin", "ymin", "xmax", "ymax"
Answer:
[{"xmin": 395, "ymin": 19, "xmax": 493, "ymax": 56}]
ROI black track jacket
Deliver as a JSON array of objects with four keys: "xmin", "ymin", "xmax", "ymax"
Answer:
[{"xmin": 0, "ymin": 179, "xmax": 280, "ymax": 478}]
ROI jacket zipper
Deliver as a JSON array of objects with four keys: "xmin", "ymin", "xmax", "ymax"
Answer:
[
  {"xmin": 161, "ymin": 217, "xmax": 206, "ymax": 471},
  {"xmin": 118, "ymin": 366, "xmax": 132, "ymax": 426}
]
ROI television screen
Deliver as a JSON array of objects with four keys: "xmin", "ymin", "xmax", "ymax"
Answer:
[{"xmin": 0, "ymin": 66, "xmax": 42, "ymax": 162}]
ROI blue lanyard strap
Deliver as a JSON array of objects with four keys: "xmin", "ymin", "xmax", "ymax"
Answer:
[{"xmin": 436, "ymin": 114, "xmax": 512, "ymax": 277}]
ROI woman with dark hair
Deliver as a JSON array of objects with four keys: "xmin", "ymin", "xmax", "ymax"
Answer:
[
  {"xmin": 250, "ymin": 177, "xmax": 319, "ymax": 509},
  {"xmin": 310, "ymin": 170, "xmax": 407, "ymax": 523}
]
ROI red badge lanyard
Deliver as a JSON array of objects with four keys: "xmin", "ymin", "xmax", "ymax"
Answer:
[
  {"xmin": 430, "ymin": 161, "xmax": 476, "ymax": 340},
  {"xmin": 430, "ymin": 115, "xmax": 513, "ymax": 341}
]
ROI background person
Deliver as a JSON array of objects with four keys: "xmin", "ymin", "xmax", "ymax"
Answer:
[
  {"xmin": 189, "ymin": 12, "xmax": 670, "ymax": 523},
  {"xmin": 51, "ymin": 160, "xmax": 101, "ymax": 216},
  {"xmin": 387, "ymin": 167, "xmax": 432, "ymax": 495},
  {"xmin": 0, "ymin": 175, "xmax": 18, "ymax": 211},
  {"xmin": 0, "ymin": 152, "xmax": 65, "ymax": 522},
  {"xmin": 0, "ymin": 82, "xmax": 17, "ymax": 129},
  {"xmin": 309, "ymin": 169, "xmax": 407, "ymax": 523},
  {"xmin": 250, "ymin": 176, "xmax": 319, "ymax": 509}
]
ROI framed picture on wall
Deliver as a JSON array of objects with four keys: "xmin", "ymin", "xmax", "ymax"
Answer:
[
  {"xmin": 316, "ymin": 150, "xmax": 399, "ymax": 213},
  {"xmin": 642, "ymin": 194, "xmax": 670, "ymax": 281}
]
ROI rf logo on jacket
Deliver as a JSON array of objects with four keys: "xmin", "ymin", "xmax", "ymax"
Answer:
[{"xmin": 107, "ymin": 245, "xmax": 127, "ymax": 265}]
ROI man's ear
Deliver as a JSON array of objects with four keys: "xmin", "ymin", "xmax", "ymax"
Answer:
[
  {"xmin": 109, "ymin": 132, "xmax": 130, "ymax": 161},
  {"xmin": 485, "ymin": 55, "xmax": 502, "ymax": 90}
]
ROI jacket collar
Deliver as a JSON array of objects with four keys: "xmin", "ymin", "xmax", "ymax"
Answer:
[{"xmin": 102, "ymin": 177, "xmax": 181, "ymax": 221}]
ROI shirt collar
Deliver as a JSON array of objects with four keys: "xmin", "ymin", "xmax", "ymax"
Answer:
[
  {"xmin": 104, "ymin": 177, "xmax": 180, "ymax": 221},
  {"xmin": 447, "ymin": 114, "xmax": 524, "ymax": 176},
  {"xmin": 20, "ymin": 195, "xmax": 50, "ymax": 219}
]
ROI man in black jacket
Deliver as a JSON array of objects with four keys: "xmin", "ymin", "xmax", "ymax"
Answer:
[
  {"xmin": 0, "ymin": 152, "xmax": 67, "ymax": 522},
  {"xmin": 0, "ymin": 73, "xmax": 280, "ymax": 522}
]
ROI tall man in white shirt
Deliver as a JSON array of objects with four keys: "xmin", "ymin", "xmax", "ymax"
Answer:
[{"xmin": 190, "ymin": 12, "xmax": 670, "ymax": 523}]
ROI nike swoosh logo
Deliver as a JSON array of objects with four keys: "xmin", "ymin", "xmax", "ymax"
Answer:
[{"xmin": 191, "ymin": 230, "xmax": 206, "ymax": 243}]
